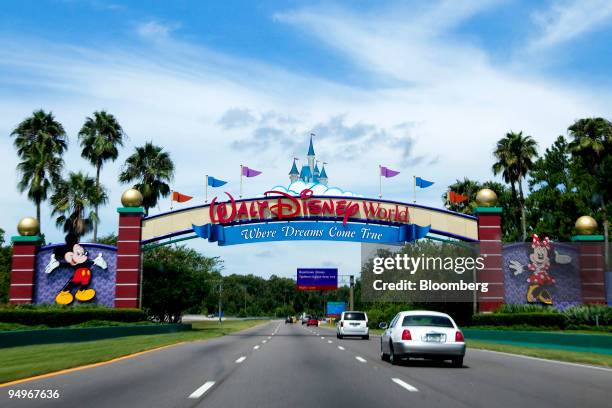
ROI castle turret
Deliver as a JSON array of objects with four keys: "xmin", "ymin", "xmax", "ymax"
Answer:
[
  {"xmin": 319, "ymin": 164, "xmax": 328, "ymax": 186},
  {"xmin": 289, "ymin": 159, "xmax": 299, "ymax": 183},
  {"xmin": 307, "ymin": 133, "xmax": 315, "ymax": 177}
]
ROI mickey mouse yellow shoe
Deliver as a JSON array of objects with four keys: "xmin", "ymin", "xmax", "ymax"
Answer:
[
  {"xmin": 75, "ymin": 288, "xmax": 96, "ymax": 302},
  {"xmin": 55, "ymin": 290, "xmax": 74, "ymax": 305}
]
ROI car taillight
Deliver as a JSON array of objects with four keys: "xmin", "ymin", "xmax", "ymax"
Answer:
[
  {"xmin": 455, "ymin": 331, "xmax": 464, "ymax": 342},
  {"xmin": 340, "ymin": 321, "xmax": 344, "ymax": 327},
  {"xmin": 401, "ymin": 329, "xmax": 412, "ymax": 340}
]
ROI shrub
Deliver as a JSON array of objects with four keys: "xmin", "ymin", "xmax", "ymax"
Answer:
[
  {"xmin": 471, "ymin": 312, "xmax": 567, "ymax": 328},
  {"xmin": 564, "ymin": 305, "xmax": 612, "ymax": 326},
  {"xmin": 0, "ymin": 306, "xmax": 147, "ymax": 327},
  {"xmin": 494, "ymin": 304, "xmax": 559, "ymax": 314}
]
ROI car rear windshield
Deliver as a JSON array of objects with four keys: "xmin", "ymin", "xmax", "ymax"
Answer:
[
  {"xmin": 402, "ymin": 315, "xmax": 453, "ymax": 328},
  {"xmin": 343, "ymin": 312, "xmax": 366, "ymax": 321}
]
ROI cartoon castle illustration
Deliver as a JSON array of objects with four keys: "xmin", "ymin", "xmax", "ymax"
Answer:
[{"xmin": 289, "ymin": 134, "xmax": 329, "ymax": 186}]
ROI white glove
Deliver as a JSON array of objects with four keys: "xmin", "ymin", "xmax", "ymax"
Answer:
[
  {"xmin": 509, "ymin": 260, "xmax": 524, "ymax": 275},
  {"xmin": 555, "ymin": 250, "xmax": 572, "ymax": 265},
  {"xmin": 44, "ymin": 254, "xmax": 60, "ymax": 274},
  {"xmin": 93, "ymin": 253, "xmax": 107, "ymax": 270}
]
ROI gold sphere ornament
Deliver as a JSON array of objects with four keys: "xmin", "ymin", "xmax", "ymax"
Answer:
[
  {"xmin": 121, "ymin": 188, "xmax": 143, "ymax": 207},
  {"xmin": 475, "ymin": 188, "xmax": 498, "ymax": 207},
  {"xmin": 575, "ymin": 215, "xmax": 598, "ymax": 235},
  {"xmin": 17, "ymin": 217, "xmax": 40, "ymax": 236}
]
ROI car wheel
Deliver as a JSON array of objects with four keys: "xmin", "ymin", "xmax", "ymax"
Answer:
[
  {"xmin": 389, "ymin": 343, "xmax": 398, "ymax": 365},
  {"xmin": 380, "ymin": 340, "xmax": 389, "ymax": 361},
  {"xmin": 338, "ymin": 334, "xmax": 343, "ymax": 339},
  {"xmin": 452, "ymin": 356, "xmax": 464, "ymax": 368}
]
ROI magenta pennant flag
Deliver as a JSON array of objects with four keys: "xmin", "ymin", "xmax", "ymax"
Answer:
[
  {"xmin": 242, "ymin": 166, "xmax": 262, "ymax": 178},
  {"xmin": 380, "ymin": 166, "xmax": 400, "ymax": 178}
]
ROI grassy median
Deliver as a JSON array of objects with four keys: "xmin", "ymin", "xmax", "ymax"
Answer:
[
  {"xmin": 467, "ymin": 340, "xmax": 612, "ymax": 368},
  {"xmin": 0, "ymin": 319, "xmax": 269, "ymax": 384}
]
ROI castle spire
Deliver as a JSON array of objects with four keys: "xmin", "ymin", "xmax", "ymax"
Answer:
[
  {"xmin": 289, "ymin": 158, "xmax": 299, "ymax": 183},
  {"xmin": 307, "ymin": 133, "xmax": 315, "ymax": 157}
]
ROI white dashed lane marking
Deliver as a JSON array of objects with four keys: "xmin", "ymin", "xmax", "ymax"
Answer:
[
  {"xmin": 254, "ymin": 345, "xmax": 260, "ymax": 350},
  {"xmin": 355, "ymin": 356, "xmax": 367, "ymax": 363},
  {"xmin": 188, "ymin": 381, "xmax": 215, "ymax": 399},
  {"xmin": 338, "ymin": 346, "xmax": 345, "ymax": 350},
  {"xmin": 391, "ymin": 378, "xmax": 419, "ymax": 392},
  {"xmin": 235, "ymin": 356, "xmax": 246, "ymax": 363}
]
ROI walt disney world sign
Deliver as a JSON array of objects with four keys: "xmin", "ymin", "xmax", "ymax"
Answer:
[{"xmin": 141, "ymin": 189, "xmax": 480, "ymax": 246}]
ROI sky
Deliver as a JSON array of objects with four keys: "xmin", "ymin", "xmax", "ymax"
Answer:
[{"xmin": 1, "ymin": 0, "xmax": 611, "ymax": 281}]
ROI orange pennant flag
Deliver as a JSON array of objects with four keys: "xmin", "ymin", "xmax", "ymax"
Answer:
[
  {"xmin": 172, "ymin": 191, "xmax": 193, "ymax": 203},
  {"xmin": 448, "ymin": 191, "xmax": 468, "ymax": 204}
]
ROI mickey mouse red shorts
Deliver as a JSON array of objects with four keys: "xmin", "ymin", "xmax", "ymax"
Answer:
[{"xmin": 71, "ymin": 267, "xmax": 92, "ymax": 285}]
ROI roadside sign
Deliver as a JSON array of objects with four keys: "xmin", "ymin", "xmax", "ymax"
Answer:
[
  {"xmin": 326, "ymin": 301, "xmax": 346, "ymax": 317},
  {"xmin": 297, "ymin": 268, "xmax": 338, "ymax": 290}
]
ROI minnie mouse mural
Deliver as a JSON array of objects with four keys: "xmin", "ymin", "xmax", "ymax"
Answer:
[
  {"xmin": 43, "ymin": 234, "xmax": 108, "ymax": 305},
  {"xmin": 508, "ymin": 234, "xmax": 572, "ymax": 304}
]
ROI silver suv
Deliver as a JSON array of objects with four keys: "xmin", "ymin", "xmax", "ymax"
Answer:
[{"xmin": 336, "ymin": 311, "xmax": 369, "ymax": 340}]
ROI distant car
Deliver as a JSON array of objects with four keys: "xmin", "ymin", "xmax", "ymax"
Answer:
[
  {"xmin": 285, "ymin": 316, "xmax": 293, "ymax": 324},
  {"xmin": 307, "ymin": 317, "xmax": 318, "ymax": 326},
  {"xmin": 337, "ymin": 311, "xmax": 369, "ymax": 340},
  {"xmin": 301, "ymin": 315, "xmax": 311, "ymax": 325},
  {"xmin": 379, "ymin": 310, "xmax": 465, "ymax": 367}
]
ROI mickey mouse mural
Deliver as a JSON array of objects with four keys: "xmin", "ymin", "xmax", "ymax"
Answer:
[{"xmin": 43, "ymin": 233, "xmax": 108, "ymax": 305}]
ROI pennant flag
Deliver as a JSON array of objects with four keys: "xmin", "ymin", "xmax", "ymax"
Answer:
[
  {"xmin": 172, "ymin": 191, "xmax": 193, "ymax": 203},
  {"xmin": 207, "ymin": 176, "xmax": 227, "ymax": 187},
  {"xmin": 448, "ymin": 191, "xmax": 468, "ymax": 204},
  {"xmin": 380, "ymin": 166, "xmax": 400, "ymax": 178},
  {"xmin": 242, "ymin": 166, "xmax": 262, "ymax": 178},
  {"xmin": 415, "ymin": 176, "xmax": 434, "ymax": 188}
]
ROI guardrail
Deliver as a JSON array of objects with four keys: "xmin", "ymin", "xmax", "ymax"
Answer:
[
  {"xmin": 464, "ymin": 329, "xmax": 612, "ymax": 355},
  {"xmin": 0, "ymin": 323, "xmax": 192, "ymax": 348}
]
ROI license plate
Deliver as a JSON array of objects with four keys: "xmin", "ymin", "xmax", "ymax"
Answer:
[
  {"xmin": 350, "ymin": 323, "xmax": 359, "ymax": 326},
  {"xmin": 425, "ymin": 334, "xmax": 443, "ymax": 342}
]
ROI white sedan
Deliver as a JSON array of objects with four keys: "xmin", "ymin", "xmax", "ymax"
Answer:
[{"xmin": 379, "ymin": 310, "xmax": 465, "ymax": 367}]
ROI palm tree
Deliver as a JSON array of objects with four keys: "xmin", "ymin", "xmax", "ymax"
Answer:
[
  {"xmin": 443, "ymin": 178, "xmax": 481, "ymax": 214},
  {"xmin": 493, "ymin": 131, "xmax": 538, "ymax": 241},
  {"xmin": 119, "ymin": 142, "xmax": 174, "ymax": 215},
  {"xmin": 16, "ymin": 143, "xmax": 64, "ymax": 225},
  {"xmin": 568, "ymin": 118, "xmax": 612, "ymax": 265},
  {"xmin": 79, "ymin": 111, "xmax": 125, "ymax": 241},
  {"xmin": 11, "ymin": 110, "xmax": 67, "ymax": 230},
  {"xmin": 50, "ymin": 172, "xmax": 108, "ymax": 239},
  {"xmin": 11, "ymin": 110, "xmax": 67, "ymax": 157}
]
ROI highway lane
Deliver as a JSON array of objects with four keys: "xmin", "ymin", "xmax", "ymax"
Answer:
[{"xmin": 1, "ymin": 320, "xmax": 611, "ymax": 408}]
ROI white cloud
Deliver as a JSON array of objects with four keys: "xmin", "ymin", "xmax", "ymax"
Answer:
[
  {"xmin": 529, "ymin": 0, "xmax": 612, "ymax": 50},
  {"xmin": 136, "ymin": 20, "xmax": 178, "ymax": 40}
]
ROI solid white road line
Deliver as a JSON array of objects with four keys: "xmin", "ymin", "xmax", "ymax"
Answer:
[
  {"xmin": 235, "ymin": 356, "xmax": 247, "ymax": 363},
  {"xmin": 391, "ymin": 378, "xmax": 418, "ymax": 392},
  {"xmin": 254, "ymin": 345, "xmax": 260, "ymax": 350},
  {"xmin": 355, "ymin": 356, "xmax": 367, "ymax": 363},
  {"xmin": 338, "ymin": 346, "xmax": 345, "ymax": 350},
  {"xmin": 473, "ymin": 349, "xmax": 612, "ymax": 372},
  {"xmin": 188, "ymin": 381, "xmax": 215, "ymax": 399}
]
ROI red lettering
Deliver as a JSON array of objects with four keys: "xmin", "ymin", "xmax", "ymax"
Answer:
[
  {"xmin": 236, "ymin": 202, "xmax": 249, "ymax": 220},
  {"xmin": 363, "ymin": 202, "xmax": 380, "ymax": 218},
  {"xmin": 264, "ymin": 190, "xmax": 300, "ymax": 220},
  {"xmin": 307, "ymin": 199, "xmax": 322, "ymax": 215}
]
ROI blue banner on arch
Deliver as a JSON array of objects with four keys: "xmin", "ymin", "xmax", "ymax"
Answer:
[{"xmin": 192, "ymin": 221, "xmax": 430, "ymax": 246}]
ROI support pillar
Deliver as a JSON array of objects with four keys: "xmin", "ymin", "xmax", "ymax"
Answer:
[
  {"xmin": 115, "ymin": 206, "xmax": 144, "ymax": 308},
  {"xmin": 474, "ymin": 206, "xmax": 504, "ymax": 312},
  {"xmin": 571, "ymin": 234, "xmax": 606, "ymax": 304},
  {"xmin": 9, "ymin": 235, "xmax": 43, "ymax": 304}
]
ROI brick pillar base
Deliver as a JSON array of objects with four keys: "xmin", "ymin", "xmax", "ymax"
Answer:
[
  {"xmin": 572, "ymin": 234, "xmax": 606, "ymax": 304},
  {"xmin": 474, "ymin": 207, "xmax": 504, "ymax": 312},
  {"xmin": 115, "ymin": 207, "xmax": 144, "ymax": 308},
  {"xmin": 9, "ymin": 235, "xmax": 43, "ymax": 304}
]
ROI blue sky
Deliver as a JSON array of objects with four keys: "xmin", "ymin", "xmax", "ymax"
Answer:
[{"xmin": 1, "ymin": 0, "xmax": 612, "ymax": 279}]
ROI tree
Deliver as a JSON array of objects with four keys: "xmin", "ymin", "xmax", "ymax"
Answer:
[
  {"xmin": 568, "ymin": 118, "xmax": 612, "ymax": 264},
  {"xmin": 79, "ymin": 111, "xmax": 125, "ymax": 242},
  {"xmin": 15, "ymin": 142, "xmax": 64, "ymax": 226},
  {"xmin": 50, "ymin": 171, "xmax": 107, "ymax": 239},
  {"xmin": 11, "ymin": 110, "xmax": 67, "ymax": 228},
  {"xmin": 493, "ymin": 131, "xmax": 538, "ymax": 241},
  {"xmin": 443, "ymin": 178, "xmax": 481, "ymax": 214},
  {"xmin": 119, "ymin": 142, "xmax": 174, "ymax": 215}
]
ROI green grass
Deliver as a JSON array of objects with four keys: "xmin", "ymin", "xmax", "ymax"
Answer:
[
  {"xmin": 467, "ymin": 339, "xmax": 612, "ymax": 368},
  {"xmin": 0, "ymin": 319, "xmax": 269, "ymax": 384},
  {"xmin": 0, "ymin": 320, "xmax": 158, "ymax": 331}
]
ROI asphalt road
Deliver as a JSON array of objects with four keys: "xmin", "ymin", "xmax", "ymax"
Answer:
[{"xmin": 1, "ymin": 320, "xmax": 611, "ymax": 408}]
